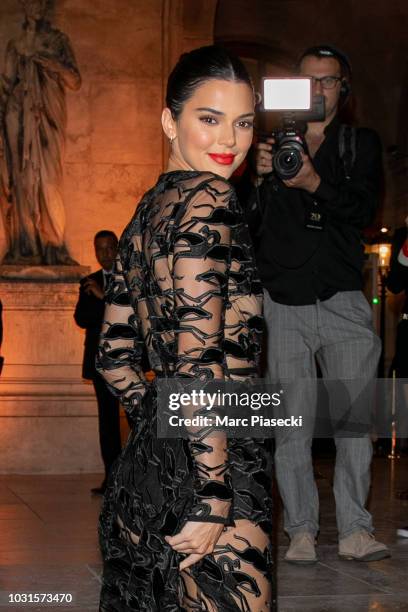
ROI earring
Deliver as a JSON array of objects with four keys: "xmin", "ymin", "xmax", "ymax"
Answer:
[{"xmin": 169, "ymin": 136, "xmax": 175, "ymax": 144}]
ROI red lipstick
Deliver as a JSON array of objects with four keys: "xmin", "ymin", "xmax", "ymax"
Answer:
[{"xmin": 208, "ymin": 153, "xmax": 236, "ymax": 165}]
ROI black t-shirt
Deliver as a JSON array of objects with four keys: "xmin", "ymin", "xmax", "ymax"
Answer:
[{"xmin": 243, "ymin": 118, "xmax": 383, "ymax": 306}]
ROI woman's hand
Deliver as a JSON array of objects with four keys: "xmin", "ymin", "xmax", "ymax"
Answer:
[{"xmin": 165, "ymin": 520, "xmax": 225, "ymax": 571}]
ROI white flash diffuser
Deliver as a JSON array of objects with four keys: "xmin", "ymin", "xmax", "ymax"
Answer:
[{"xmin": 262, "ymin": 78, "xmax": 312, "ymax": 111}]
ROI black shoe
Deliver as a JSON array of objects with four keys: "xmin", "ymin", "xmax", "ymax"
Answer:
[{"xmin": 91, "ymin": 481, "xmax": 106, "ymax": 496}]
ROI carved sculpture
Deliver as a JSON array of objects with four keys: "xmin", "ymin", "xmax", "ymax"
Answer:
[{"xmin": 0, "ymin": 0, "xmax": 81, "ymax": 265}]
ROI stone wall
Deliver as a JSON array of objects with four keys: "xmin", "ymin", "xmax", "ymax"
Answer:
[
  {"xmin": 0, "ymin": 0, "xmax": 217, "ymax": 473},
  {"xmin": 0, "ymin": 280, "xmax": 103, "ymax": 473}
]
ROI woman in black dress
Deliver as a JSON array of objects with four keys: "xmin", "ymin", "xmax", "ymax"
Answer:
[{"xmin": 97, "ymin": 45, "xmax": 273, "ymax": 611}]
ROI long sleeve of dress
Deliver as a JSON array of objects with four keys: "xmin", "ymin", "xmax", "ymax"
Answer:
[
  {"xmin": 172, "ymin": 177, "xmax": 235, "ymax": 525},
  {"xmin": 96, "ymin": 255, "xmax": 149, "ymax": 423}
]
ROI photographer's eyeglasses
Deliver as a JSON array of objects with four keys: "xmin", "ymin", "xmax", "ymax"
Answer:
[{"xmin": 310, "ymin": 76, "xmax": 342, "ymax": 89}]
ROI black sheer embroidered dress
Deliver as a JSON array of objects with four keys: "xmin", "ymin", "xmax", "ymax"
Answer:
[{"xmin": 96, "ymin": 171, "xmax": 273, "ymax": 611}]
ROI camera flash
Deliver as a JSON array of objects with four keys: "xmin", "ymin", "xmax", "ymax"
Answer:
[{"xmin": 262, "ymin": 78, "xmax": 312, "ymax": 111}]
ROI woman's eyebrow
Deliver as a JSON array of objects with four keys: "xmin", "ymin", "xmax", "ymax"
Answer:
[
  {"xmin": 194, "ymin": 107, "xmax": 255, "ymax": 119},
  {"xmin": 194, "ymin": 107, "xmax": 224, "ymax": 115}
]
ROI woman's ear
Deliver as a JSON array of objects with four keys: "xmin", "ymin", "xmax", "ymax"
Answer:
[{"xmin": 161, "ymin": 108, "xmax": 176, "ymax": 142}]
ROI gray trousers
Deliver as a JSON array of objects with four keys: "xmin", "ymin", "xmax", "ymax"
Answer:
[{"xmin": 263, "ymin": 290, "xmax": 381, "ymax": 539}]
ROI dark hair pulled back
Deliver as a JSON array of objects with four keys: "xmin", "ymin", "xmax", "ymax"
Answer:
[{"xmin": 166, "ymin": 45, "xmax": 253, "ymax": 119}]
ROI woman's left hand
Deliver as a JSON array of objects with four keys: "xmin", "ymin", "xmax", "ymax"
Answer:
[{"xmin": 165, "ymin": 520, "xmax": 225, "ymax": 571}]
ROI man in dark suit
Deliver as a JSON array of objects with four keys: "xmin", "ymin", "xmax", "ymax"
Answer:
[{"xmin": 74, "ymin": 230, "xmax": 121, "ymax": 495}]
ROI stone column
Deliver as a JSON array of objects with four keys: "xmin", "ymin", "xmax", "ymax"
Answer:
[{"xmin": 0, "ymin": 270, "xmax": 105, "ymax": 473}]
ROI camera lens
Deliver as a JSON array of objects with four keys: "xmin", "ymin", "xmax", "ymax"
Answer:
[
  {"xmin": 273, "ymin": 145, "xmax": 303, "ymax": 179},
  {"xmin": 283, "ymin": 153, "xmax": 297, "ymax": 166}
]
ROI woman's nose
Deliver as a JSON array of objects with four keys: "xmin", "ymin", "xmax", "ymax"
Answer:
[{"xmin": 219, "ymin": 124, "xmax": 236, "ymax": 147}]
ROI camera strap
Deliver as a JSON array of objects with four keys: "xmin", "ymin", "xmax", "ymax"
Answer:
[{"xmin": 339, "ymin": 124, "xmax": 357, "ymax": 180}]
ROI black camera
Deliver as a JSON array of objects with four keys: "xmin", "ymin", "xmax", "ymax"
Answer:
[
  {"xmin": 271, "ymin": 125, "xmax": 307, "ymax": 180},
  {"xmin": 261, "ymin": 78, "xmax": 325, "ymax": 180}
]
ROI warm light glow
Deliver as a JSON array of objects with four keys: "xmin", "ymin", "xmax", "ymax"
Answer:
[
  {"xmin": 366, "ymin": 242, "xmax": 392, "ymax": 270},
  {"xmin": 378, "ymin": 243, "xmax": 391, "ymax": 269},
  {"xmin": 380, "ymin": 227, "xmax": 389, "ymax": 233}
]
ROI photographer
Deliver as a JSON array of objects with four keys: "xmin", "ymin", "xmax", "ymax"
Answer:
[{"xmin": 245, "ymin": 45, "xmax": 389, "ymax": 563}]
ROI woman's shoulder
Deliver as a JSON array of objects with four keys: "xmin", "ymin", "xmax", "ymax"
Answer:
[
  {"xmin": 180, "ymin": 170, "xmax": 232, "ymax": 191},
  {"xmin": 159, "ymin": 169, "xmax": 230, "ymax": 189},
  {"xmin": 169, "ymin": 171, "xmax": 235, "ymax": 207}
]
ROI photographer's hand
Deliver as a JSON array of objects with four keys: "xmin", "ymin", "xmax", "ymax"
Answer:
[
  {"xmin": 284, "ymin": 153, "xmax": 321, "ymax": 193},
  {"xmin": 253, "ymin": 138, "xmax": 274, "ymax": 184}
]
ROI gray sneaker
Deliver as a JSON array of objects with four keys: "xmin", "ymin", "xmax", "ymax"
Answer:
[
  {"xmin": 285, "ymin": 532, "xmax": 317, "ymax": 565},
  {"xmin": 339, "ymin": 530, "xmax": 390, "ymax": 561}
]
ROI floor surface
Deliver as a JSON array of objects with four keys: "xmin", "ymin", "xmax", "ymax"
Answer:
[{"xmin": 1, "ymin": 455, "xmax": 408, "ymax": 611}]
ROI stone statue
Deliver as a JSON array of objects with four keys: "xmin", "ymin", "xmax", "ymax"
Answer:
[{"xmin": 0, "ymin": 0, "xmax": 81, "ymax": 265}]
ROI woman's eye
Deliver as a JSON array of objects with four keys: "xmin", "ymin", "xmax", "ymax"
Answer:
[
  {"xmin": 237, "ymin": 120, "xmax": 253, "ymax": 129},
  {"xmin": 199, "ymin": 116, "xmax": 218, "ymax": 125}
]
